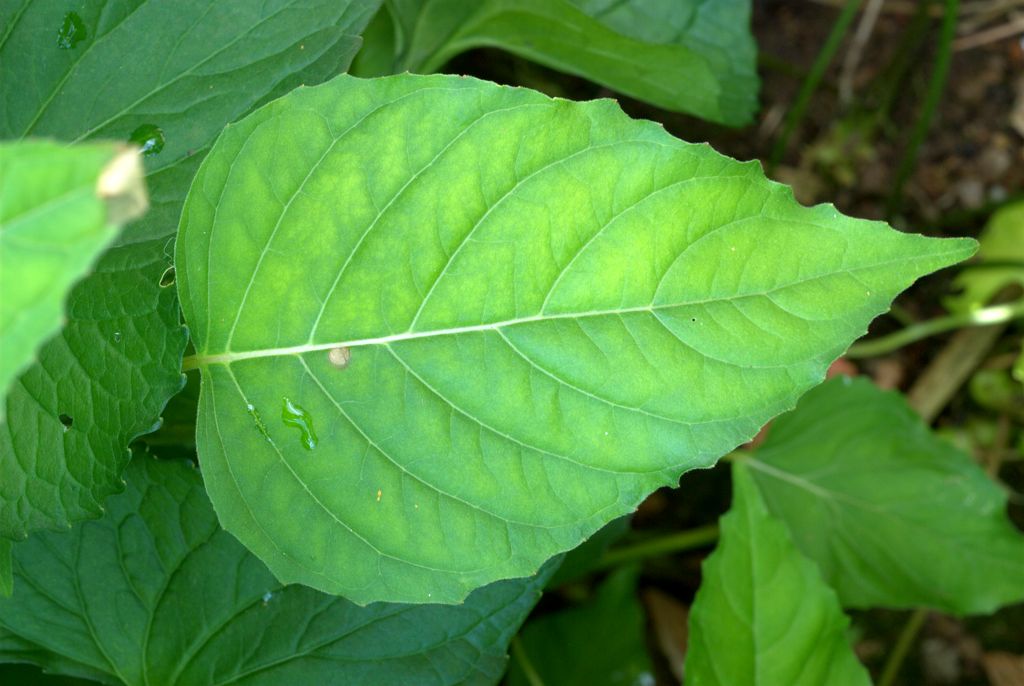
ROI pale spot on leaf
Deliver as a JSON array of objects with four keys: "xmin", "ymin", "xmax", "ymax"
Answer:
[{"xmin": 328, "ymin": 346, "xmax": 351, "ymax": 369}]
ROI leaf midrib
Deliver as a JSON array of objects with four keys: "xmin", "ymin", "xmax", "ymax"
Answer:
[
  {"xmin": 189, "ymin": 300, "xmax": 704, "ymax": 367},
  {"xmin": 187, "ymin": 245, "xmax": 964, "ymax": 369}
]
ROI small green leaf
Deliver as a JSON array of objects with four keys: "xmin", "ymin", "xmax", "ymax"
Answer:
[
  {"xmin": 178, "ymin": 73, "xmax": 975, "ymax": 604},
  {"xmin": 508, "ymin": 566, "xmax": 652, "ymax": 686},
  {"xmin": 0, "ymin": 456, "xmax": 552, "ymax": 685},
  {"xmin": 747, "ymin": 376, "xmax": 1024, "ymax": 613},
  {"xmin": 385, "ymin": 0, "xmax": 758, "ymax": 125},
  {"xmin": 0, "ymin": 141, "xmax": 145, "ymax": 411},
  {"xmin": 946, "ymin": 200, "xmax": 1024, "ymax": 313},
  {"xmin": 0, "ymin": 0, "xmax": 380, "ymax": 538},
  {"xmin": 686, "ymin": 463, "xmax": 871, "ymax": 686}
]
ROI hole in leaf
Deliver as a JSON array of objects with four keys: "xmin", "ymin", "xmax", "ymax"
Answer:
[
  {"xmin": 159, "ymin": 266, "xmax": 176, "ymax": 287},
  {"xmin": 58, "ymin": 414, "xmax": 73, "ymax": 431}
]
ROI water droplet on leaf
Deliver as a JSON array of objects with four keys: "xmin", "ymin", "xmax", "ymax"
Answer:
[
  {"xmin": 58, "ymin": 414, "xmax": 73, "ymax": 431},
  {"xmin": 129, "ymin": 124, "xmax": 165, "ymax": 156},
  {"xmin": 113, "ymin": 331, "xmax": 122, "ymax": 343},
  {"xmin": 282, "ymin": 398, "xmax": 317, "ymax": 450},
  {"xmin": 57, "ymin": 12, "xmax": 86, "ymax": 49},
  {"xmin": 262, "ymin": 591, "xmax": 273, "ymax": 605}
]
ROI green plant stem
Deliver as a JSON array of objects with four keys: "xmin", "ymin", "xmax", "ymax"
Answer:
[
  {"xmin": 511, "ymin": 636, "xmax": 545, "ymax": 686},
  {"xmin": 886, "ymin": 0, "xmax": 958, "ymax": 216},
  {"xmin": 846, "ymin": 300, "xmax": 1024, "ymax": 358},
  {"xmin": 768, "ymin": 0, "xmax": 863, "ymax": 171},
  {"xmin": 878, "ymin": 609, "xmax": 928, "ymax": 686},
  {"xmin": 593, "ymin": 524, "xmax": 719, "ymax": 571}
]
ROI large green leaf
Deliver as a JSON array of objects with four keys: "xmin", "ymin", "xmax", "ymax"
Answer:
[
  {"xmin": 746, "ymin": 376, "xmax": 1024, "ymax": 613},
  {"xmin": 686, "ymin": 463, "xmax": 871, "ymax": 686},
  {"xmin": 507, "ymin": 565, "xmax": 652, "ymax": 686},
  {"xmin": 0, "ymin": 456, "xmax": 551, "ymax": 685},
  {"xmin": 177, "ymin": 72, "xmax": 974, "ymax": 604},
  {"xmin": 0, "ymin": 141, "xmax": 145, "ymax": 410},
  {"xmin": 0, "ymin": 0, "xmax": 380, "ymax": 538},
  {"xmin": 359, "ymin": 0, "xmax": 757, "ymax": 125}
]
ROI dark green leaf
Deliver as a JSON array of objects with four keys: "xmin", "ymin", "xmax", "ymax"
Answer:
[
  {"xmin": 0, "ymin": 456, "xmax": 551, "ymax": 685},
  {"xmin": 685, "ymin": 463, "xmax": 871, "ymax": 686},
  {"xmin": 747, "ymin": 376, "xmax": 1024, "ymax": 613},
  {"xmin": 177, "ymin": 72, "xmax": 974, "ymax": 604},
  {"xmin": 0, "ymin": 1, "xmax": 378, "ymax": 150},
  {"xmin": 508, "ymin": 566, "xmax": 652, "ymax": 686},
  {"xmin": 0, "ymin": 0, "xmax": 380, "ymax": 538},
  {"xmin": 382, "ymin": 0, "xmax": 758, "ymax": 125}
]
